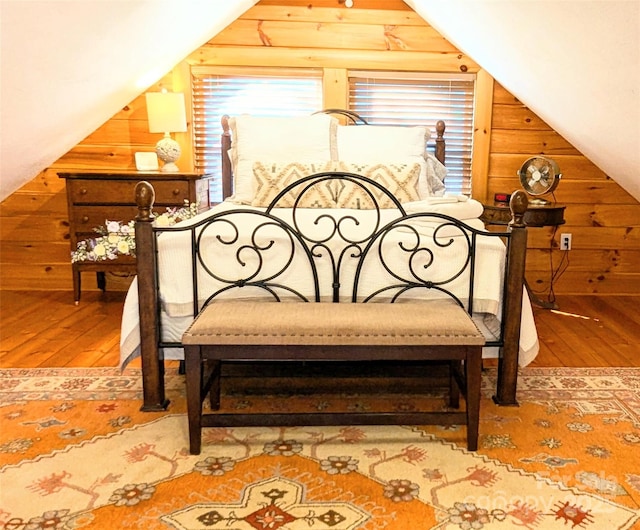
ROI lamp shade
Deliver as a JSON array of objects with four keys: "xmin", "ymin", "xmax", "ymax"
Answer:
[{"xmin": 146, "ymin": 92, "xmax": 187, "ymax": 133}]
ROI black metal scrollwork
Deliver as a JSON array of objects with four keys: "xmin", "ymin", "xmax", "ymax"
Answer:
[
  {"xmin": 155, "ymin": 172, "xmax": 485, "ymax": 315},
  {"xmin": 358, "ymin": 216, "xmax": 473, "ymax": 306},
  {"xmin": 194, "ymin": 211, "xmax": 318, "ymax": 305}
]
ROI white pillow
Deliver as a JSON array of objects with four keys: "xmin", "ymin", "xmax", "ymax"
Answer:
[
  {"xmin": 229, "ymin": 114, "xmax": 337, "ymax": 204},
  {"xmin": 336, "ymin": 125, "xmax": 435, "ymax": 198}
]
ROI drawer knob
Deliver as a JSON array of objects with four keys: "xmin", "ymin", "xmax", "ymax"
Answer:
[
  {"xmin": 79, "ymin": 188, "xmax": 88, "ymax": 195},
  {"xmin": 172, "ymin": 189, "xmax": 180, "ymax": 196},
  {"xmin": 82, "ymin": 216, "xmax": 89, "ymax": 223}
]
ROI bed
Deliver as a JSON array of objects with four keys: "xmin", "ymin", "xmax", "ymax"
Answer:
[{"xmin": 119, "ymin": 111, "xmax": 538, "ymax": 411}]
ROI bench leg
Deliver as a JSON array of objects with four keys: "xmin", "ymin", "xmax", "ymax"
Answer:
[
  {"xmin": 449, "ymin": 360, "xmax": 460, "ymax": 409},
  {"xmin": 205, "ymin": 359, "xmax": 221, "ymax": 410},
  {"xmin": 465, "ymin": 347, "xmax": 482, "ymax": 451},
  {"xmin": 184, "ymin": 345, "xmax": 203, "ymax": 455}
]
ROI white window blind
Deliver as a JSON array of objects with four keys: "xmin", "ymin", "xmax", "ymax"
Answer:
[
  {"xmin": 349, "ymin": 71, "xmax": 475, "ymax": 195},
  {"xmin": 191, "ymin": 67, "xmax": 323, "ymax": 202}
]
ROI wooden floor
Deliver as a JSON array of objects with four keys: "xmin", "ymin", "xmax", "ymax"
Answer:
[{"xmin": 0, "ymin": 289, "xmax": 638, "ymax": 368}]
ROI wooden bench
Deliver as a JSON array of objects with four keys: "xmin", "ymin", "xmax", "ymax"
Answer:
[
  {"xmin": 169, "ymin": 173, "xmax": 529, "ymax": 455},
  {"xmin": 183, "ymin": 300, "xmax": 486, "ymax": 454}
]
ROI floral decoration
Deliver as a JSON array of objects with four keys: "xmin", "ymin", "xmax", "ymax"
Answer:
[{"xmin": 71, "ymin": 201, "xmax": 197, "ymax": 263}]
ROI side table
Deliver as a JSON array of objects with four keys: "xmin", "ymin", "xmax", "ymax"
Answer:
[
  {"xmin": 481, "ymin": 200, "xmax": 566, "ymax": 309},
  {"xmin": 481, "ymin": 201, "xmax": 565, "ymax": 228},
  {"xmin": 59, "ymin": 171, "xmax": 213, "ymax": 303}
]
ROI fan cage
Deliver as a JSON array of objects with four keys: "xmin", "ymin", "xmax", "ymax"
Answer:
[{"xmin": 518, "ymin": 156, "xmax": 561, "ymax": 196}]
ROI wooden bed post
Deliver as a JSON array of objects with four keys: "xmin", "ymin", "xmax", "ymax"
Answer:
[
  {"xmin": 134, "ymin": 181, "xmax": 168, "ymax": 411},
  {"xmin": 494, "ymin": 190, "xmax": 528, "ymax": 406},
  {"xmin": 221, "ymin": 115, "xmax": 232, "ymax": 200}
]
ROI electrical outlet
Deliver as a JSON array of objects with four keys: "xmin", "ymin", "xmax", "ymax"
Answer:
[{"xmin": 560, "ymin": 233, "xmax": 572, "ymax": 251}]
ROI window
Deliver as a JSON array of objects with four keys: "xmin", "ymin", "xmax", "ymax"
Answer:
[
  {"xmin": 191, "ymin": 67, "xmax": 323, "ymax": 202},
  {"xmin": 348, "ymin": 71, "xmax": 475, "ymax": 195},
  {"xmin": 191, "ymin": 67, "xmax": 476, "ymax": 199}
]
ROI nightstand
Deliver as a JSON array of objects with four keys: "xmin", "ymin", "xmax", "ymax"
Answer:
[
  {"xmin": 481, "ymin": 201, "xmax": 565, "ymax": 227},
  {"xmin": 481, "ymin": 200, "xmax": 566, "ymax": 309},
  {"xmin": 59, "ymin": 171, "xmax": 213, "ymax": 303}
]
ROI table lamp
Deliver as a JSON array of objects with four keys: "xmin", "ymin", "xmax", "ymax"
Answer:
[{"xmin": 146, "ymin": 91, "xmax": 187, "ymax": 172}]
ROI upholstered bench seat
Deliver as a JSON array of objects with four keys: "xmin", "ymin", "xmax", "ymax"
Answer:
[
  {"xmin": 182, "ymin": 301, "xmax": 486, "ymax": 347},
  {"xmin": 182, "ymin": 300, "xmax": 485, "ymax": 454}
]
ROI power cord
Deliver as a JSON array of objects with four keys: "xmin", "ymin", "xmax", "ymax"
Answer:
[
  {"xmin": 547, "ymin": 225, "xmax": 570, "ymax": 304},
  {"xmin": 528, "ymin": 224, "xmax": 570, "ymax": 306}
]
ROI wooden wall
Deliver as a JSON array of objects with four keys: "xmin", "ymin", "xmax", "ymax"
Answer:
[
  {"xmin": 0, "ymin": 75, "xmax": 171, "ymax": 292},
  {"xmin": 1, "ymin": 0, "xmax": 638, "ymax": 295},
  {"xmin": 489, "ymin": 85, "xmax": 640, "ymax": 295}
]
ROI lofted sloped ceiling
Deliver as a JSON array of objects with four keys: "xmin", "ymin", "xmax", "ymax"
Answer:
[
  {"xmin": 1, "ymin": 0, "xmax": 638, "ymax": 202},
  {"xmin": 408, "ymin": 0, "xmax": 640, "ymax": 201},
  {"xmin": 0, "ymin": 0, "xmax": 259, "ymax": 200}
]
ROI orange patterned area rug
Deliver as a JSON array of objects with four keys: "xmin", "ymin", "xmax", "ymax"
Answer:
[{"xmin": 1, "ymin": 366, "xmax": 639, "ymax": 529}]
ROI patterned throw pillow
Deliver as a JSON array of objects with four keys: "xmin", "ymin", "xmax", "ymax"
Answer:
[
  {"xmin": 251, "ymin": 161, "xmax": 335, "ymax": 208},
  {"xmin": 334, "ymin": 161, "xmax": 422, "ymax": 209}
]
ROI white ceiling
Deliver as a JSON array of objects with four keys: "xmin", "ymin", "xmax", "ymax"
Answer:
[
  {"xmin": 409, "ymin": 0, "xmax": 640, "ymax": 201},
  {"xmin": 1, "ymin": 0, "xmax": 638, "ymax": 202},
  {"xmin": 0, "ymin": 0, "xmax": 258, "ymax": 200}
]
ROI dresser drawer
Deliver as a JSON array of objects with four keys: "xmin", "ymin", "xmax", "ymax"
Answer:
[
  {"xmin": 71, "ymin": 206, "xmax": 139, "ymax": 235},
  {"xmin": 67, "ymin": 179, "xmax": 192, "ymax": 205}
]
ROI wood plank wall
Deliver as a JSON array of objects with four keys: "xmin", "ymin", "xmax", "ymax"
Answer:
[
  {"xmin": 0, "ymin": 75, "xmax": 172, "ymax": 292},
  {"xmin": 1, "ymin": 0, "xmax": 638, "ymax": 295},
  {"xmin": 489, "ymin": 85, "xmax": 640, "ymax": 295}
]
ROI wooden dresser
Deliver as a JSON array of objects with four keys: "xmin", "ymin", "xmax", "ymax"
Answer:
[{"xmin": 58, "ymin": 171, "xmax": 213, "ymax": 303}]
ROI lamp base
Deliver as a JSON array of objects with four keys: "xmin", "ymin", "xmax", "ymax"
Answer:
[
  {"xmin": 160, "ymin": 161, "xmax": 180, "ymax": 172},
  {"xmin": 155, "ymin": 135, "xmax": 181, "ymax": 172}
]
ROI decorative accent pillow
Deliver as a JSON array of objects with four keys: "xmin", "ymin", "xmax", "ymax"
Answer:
[
  {"xmin": 426, "ymin": 153, "xmax": 447, "ymax": 196},
  {"xmin": 229, "ymin": 114, "xmax": 337, "ymax": 204},
  {"xmin": 334, "ymin": 161, "xmax": 421, "ymax": 209},
  {"xmin": 336, "ymin": 125, "xmax": 433, "ymax": 198},
  {"xmin": 251, "ymin": 161, "xmax": 335, "ymax": 208}
]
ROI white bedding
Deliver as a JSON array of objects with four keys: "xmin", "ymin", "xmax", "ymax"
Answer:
[{"xmin": 119, "ymin": 197, "xmax": 539, "ymax": 369}]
